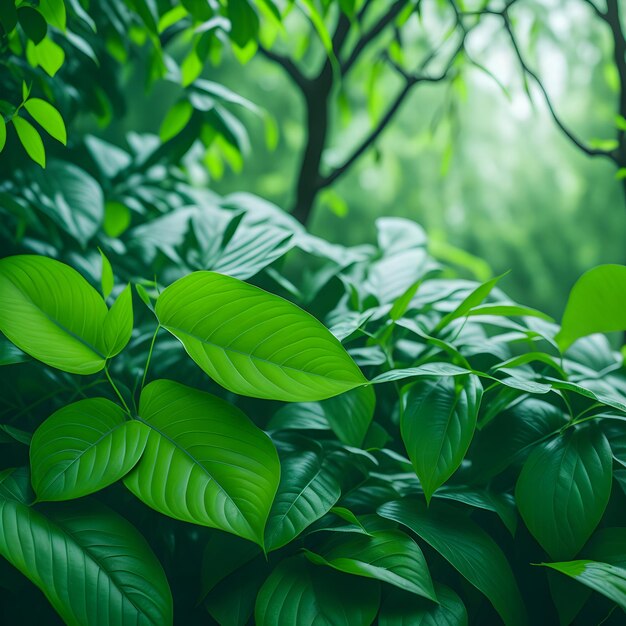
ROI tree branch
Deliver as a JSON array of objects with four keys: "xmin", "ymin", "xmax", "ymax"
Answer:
[{"xmin": 258, "ymin": 44, "xmax": 310, "ymax": 93}]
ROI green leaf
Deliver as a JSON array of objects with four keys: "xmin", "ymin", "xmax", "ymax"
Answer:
[
  {"xmin": 0, "ymin": 117, "xmax": 6, "ymax": 152},
  {"xmin": 123, "ymin": 379, "xmax": 280, "ymax": 546},
  {"xmin": 99, "ymin": 247, "xmax": 114, "ymax": 299},
  {"xmin": 322, "ymin": 385, "xmax": 375, "ymax": 447},
  {"xmin": 379, "ymin": 499, "xmax": 528, "ymax": 626},
  {"xmin": 255, "ymin": 556, "xmax": 381, "ymax": 626},
  {"xmin": 27, "ymin": 36, "xmax": 65, "ymax": 77},
  {"xmin": 17, "ymin": 6, "xmax": 47, "ymax": 43},
  {"xmin": 0, "ymin": 468, "xmax": 173, "ymax": 625},
  {"xmin": 466, "ymin": 304, "xmax": 553, "ymax": 322},
  {"xmin": 371, "ymin": 363, "xmax": 471, "ymax": 384},
  {"xmin": 305, "ymin": 529, "xmax": 437, "ymax": 600},
  {"xmin": 390, "ymin": 280, "xmax": 421, "ymax": 321},
  {"xmin": 30, "ymin": 398, "xmax": 148, "ymax": 501},
  {"xmin": 515, "ymin": 427, "xmax": 612, "ymax": 560},
  {"xmin": 556, "ymin": 265, "xmax": 626, "ymax": 351},
  {"xmin": 379, "ymin": 584, "xmax": 468, "ymax": 626},
  {"xmin": 160, "ymin": 100, "xmax": 193, "ymax": 142},
  {"xmin": 104, "ymin": 284, "xmax": 134, "ymax": 357},
  {"xmin": 541, "ymin": 560, "xmax": 626, "ymax": 612},
  {"xmin": 155, "ymin": 272, "xmax": 366, "ymax": 401},
  {"xmin": 585, "ymin": 527, "xmax": 626, "ymax": 568},
  {"xmin": 38, "ymin": 0, "xmax": 66, "ymax": 30},
  {"xmin": 0, "ymin": 255, "xmax": 108, "ymax": 374},
  {"xmin": 265, "ymin": 444, "xmax": 341, "ymax": 551},
  {"xmin": 12, "ymin": 116, "xmax": 46, "ymax": 168},
  {"xmin": 0, "ymin": 0, "xmax": 18, "ymax": 32},
  {"xmin": 104, "ymin": 201, "xmax": 132, "ymax": 238},
  {"xmin": 401, "ymin": 375, "xmax": 482, "ymax": 502},
  {"xmin": 24, "ymin": 98, "xmax": 67, "ymax": 144},
  {"xmin": 227, "ymin": 0, "xmax": 259, "ymax": 47}
]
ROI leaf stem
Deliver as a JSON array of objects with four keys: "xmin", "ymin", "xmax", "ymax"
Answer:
[
  {"xmin": 105, "ymin": 366, "xmax": 131, "ymax": 414},
  {"xmin": 141, "ymin": 324, "xmax": 161, "ymax": 390}
]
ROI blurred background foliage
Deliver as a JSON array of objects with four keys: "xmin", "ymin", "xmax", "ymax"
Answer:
[{"xmin": 1, "ymin": 0, "xmax": 624, "ymax": 316}]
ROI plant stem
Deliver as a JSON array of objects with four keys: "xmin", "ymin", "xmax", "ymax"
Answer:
[
  {"xmin": 105, "ymin": 366, "xmax": 131, "ymax": 414},
  {"xmin": 141, "ymin": 324, "xmax": 161, "ymax": 390}
]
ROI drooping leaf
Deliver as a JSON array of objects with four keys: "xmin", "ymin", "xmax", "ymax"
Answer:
[
  {"xmin": 0, "ymin": 468, "xmax": 173, "ymax": 625},
  {"xmin": 265, "ymin": 443, "xmax": 341, "ymax": 551},
  {"xmin": 305, "ymin": 529, "xmax": 437, "ymax": 600},
  {"xmin": 379, "ymin": 584, "xmax": 468, "ymax": 626},
  {"xmin": 379, "ymin": 499, "xmax": 528, "ymax": 626},
  {"xmin": 255, "ymin": 556, "xmax": 380, "ymax": 626},
  {"xmin": 515, "ymin": 427, "xmax": 612, "ymax": 560},
  {"xmin": 0, "ymin": 255, "xmax": 108, "ymax": 374},
  {"xmin": 124, "ymin": 379, "xmax": 280, "ymax": 546},
  {"xmin": 24, "ymin": 98, "xmax": 67, "ymax": 144},
  {"xmin": 541, "ymin": 560, "xmax": 626, "ymax": 612},
  {"xmin": 12, "ymin": 116, "xmax": 46, "ymax": 167},
  {"xmin": 556, "ymin": 265, "xmax": 626, "ymax": 351},
  {"xmin": 401, "ymin": 375, "xmax": 482, "ymax": 501},
  {"xmin": 155, "ymin": 272, "xmax": 366, "ymax": 401},
  {"xmin": 30, "ymin": 398, "xmax": 148, "ymax": 501}
]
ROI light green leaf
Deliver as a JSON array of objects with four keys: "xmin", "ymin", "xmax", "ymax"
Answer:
[
  {"xmin": 104, "ymin": 284, "xmax": 133, "ymax": 357},
  {"xmin": 322, "ymin": 385, "xmax": 375, "ymax": 447},
  {"xmin": 30, "ymin": 398, "xmax": 148, "ymax": 501},
  {"xmin": 99, "ymin": 247, "xmax": 114, "ymax": 299},
  {"xmin": 379, "ymin": 584, "xmax": 468, "ymax": 626},
  {"xmin": 255, "ymin": 556, "xmax": 380, "ymax": 626},
  {"xmin": 26, "ymin": 36, "xmax": 65, "ymax": 77},
  {"xmin": 466, "ymin": 304, "xmax": 553, "ymax": 322},
  {"xmin": 541, "ymin": 560, "xmax": 626, "ymax": 612},
  {"xmin": 0, "ymin": 117, "xmax": 6, "ymax": 152},
  {"xmin": 12, "ymin": 116, "xmax": 46, "ymax": 167},
  {"xmin": 265, "ymin": 444, "xmax": 341, "ymax": 551},
  {"xmin": 556, "ymin": 265, "xmax": 626, "ymax": 351},
  {"xmin": 402, "ymin": 375, "xmax": 482, "ymax": 502},
  {"xmin": 155, "ymin": 272, "xmax": 366, "ymax": 401},
  {"xmin": 379, "ymin": 499, "xmax": 528, "ymax": 626},
  {"xmin": 515, "ymin": 427, "xmax": 612, "ymax": 560},
  {"xmin": 371, "ymin": 363, "xmax": 471, "ymax": 384},
  {"xmin": 123, "ymin": 379, "xmax": 280, "ymax": 546},
  {"xmin": 0, "ymin": 255, "xmax": 108, "ymax": 374},
  {"xmin": 305, "ymin": 529, "xmax": 436, "ymax": 600},
  {"xmin": 160, "ymin": 100, "xmax": 193, "ymax": 142},
  {"xmin": 38, "ymin": 0, "xmax": 66, "ymax": 30},
  {"xmin": 0, "ymin": 468, "xmax": 173, "ymax": 626},
  {"xmin": 104, "ymin": 201, "xmax": 132, "ymax": 238},
  {"xmin": 24, "ymin": 98, "xmax": 67, "ymax": 144}
]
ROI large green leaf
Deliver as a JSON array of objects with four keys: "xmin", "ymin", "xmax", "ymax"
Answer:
[
  {"xmin": 379, "ymin": 499, "xmax": 527, "ymax": 626},
  {"xmin": 556, "ymin": 265, "xmax": 626, "ymax": 351},
  {"xmin": 0, "ymin": 255, "xmax": 108, "ymax": 374},
  {"xmin": 379, "ymin": 584, "xmax": 468, "ymax": 626},
  {"xmin": 322, "ymin": 385, "xmax": 376, "ymax": 447},
  {"xmin": 123, "ymin": 379, "xmax": 280, "ymax": 546},
  {"xmin": 0, "ymin": 468, "xmax": 172, "ymax": 626},
  {"xmin": 30, "ymin": 398, "xmax": 148, "ymax": 501},
  {"xmin": 305, "ymin": 529, "xmax": 437, "ymax": 600},
  {"xmin": 265, "ymin": 443, "xmax": 341, "ymax": 551},
  {"xmin": 401, "ymin": 375, "xmax": 481, "ymax": 502},
  {"xmin": 155, "ymin": 271, "xmax": 366, "ymax": 401},
  {"xmin": 255, "ymin": 556, "xmax": 380, "ymax": 626},
  {"xmin": 541, "ymin": 560, "xmax": 626, "ymax": 612},
  {"xmin": 515, "ymin": 427, "xmax": 612, "ymax": 560}
]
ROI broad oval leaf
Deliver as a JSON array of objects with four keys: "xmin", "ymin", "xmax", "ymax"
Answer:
[
  {"xmin": 556, "ymin": 265, "xmax": 626, "ymax": 351},
  {"xmin": 30, "ymin": 398, "xmax": 148, "ymax": 501},
  {"xmin": 515, "ymin": 427, "xmax": 612, "ymax": 560},
  {"xmin": 402, "ymin": 375, "xmax": 482, "ymax": 502},
  {"xmin": 0, "ymin": 255, "xmax": 108, "ymax": 374},
  {"xmin": 0, "ymin": 468, "xmax": 172, "ymax": 626},
  {"xmin": 305, "ymin": 528, "xmax": 437, "ymax": 600},
  {"xmin": 379, "ymin": 584, "xmax": 468, "ymax": 626},
  {"xmin": 155, "ymin": 271, "xmax": 366, "ymax": 401},
  {"xmin": 541, "ymin": 560, "xmax": 626, "ymax": 612},
  {"xmin": 123, "ymin": 379, "xmax": 280, "ymax": 546},
  {"xmin": 255, "ymin": 556, "xmax": 380, "ymax": 626},
  {"xmin": 24, "ymin": 97, "xmax": 67, "ymax": 144},
  {"xmin": 379, "ymin": 499, "xmax": 528, "ymax": 626},
  {"xmin": 265, "ymin": 443, "xmax": 341, "ymax": 552}
]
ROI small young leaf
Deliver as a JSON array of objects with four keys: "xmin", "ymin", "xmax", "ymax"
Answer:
[{"xmin": 24, "ymin": 98, "xmax": 67, "ymax": 145}]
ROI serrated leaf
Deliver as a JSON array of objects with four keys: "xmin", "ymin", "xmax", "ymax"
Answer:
[
  {"xmin": 12, "ymin": 116, "xmax": 45, "ymax": 167},
  {"xmin": 0, "ymin": 255, "xmax": 108, "ymax": 374},
  {"xmin": 155, "ymin": 272, "xmax": 366, "ymax": 401},
  {"xmin": 402, "ymin": 375, "xmax": 481, "ymax": 501},
  {"xmin": 123, "ymin": 379, "xmax": 280, "ymax": 546},
  {"xmin": 30, "ymin": 398, "xmax": 148, "ymax": 501},
  {"xmin": 104, "ymin": 284, "xmax": 133, "ymax": 357},
  {"xmin": 515, "ymin": 427, "xmax": 612, "ymax": 560},
  {"xmin": 305, "ymin": 529, "xmax": 436, "ymax": 600},
  {"xmin": 0, "ymin": 468, "xmax": 172, "ymax": 625},
  {"xmin": 24, "ymin": 98, "xmax": 67, "ymax": 145},
  {"xmin": 379, "ymin": 499, "xmax": 528, "ymax": 626},
  {"xmin": 255, "ymin": 556, "xmax": 380, "ymax": 626}
]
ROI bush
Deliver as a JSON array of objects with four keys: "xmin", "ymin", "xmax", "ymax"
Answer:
[{"xmin": 2, "ymin": 200, "xmax": 626, "ymax": 625}]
